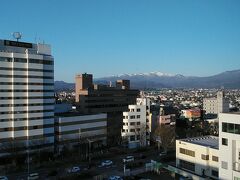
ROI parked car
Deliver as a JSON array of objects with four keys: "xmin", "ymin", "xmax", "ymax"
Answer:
[
  {"xmin": 100, "ymin": 160, "xmax": 113, "ymax": 167},
  {"xmin": 67, "ymin": 166, "xmax": 80, "ymax": 173},
  {"xmin": 27, "ymin": 173, "xmax": 39, "ymax": 180},
  {"xmin": 0, "ymin": 176, "xmax": 8, "ymax": 180},
  {"xmin": 159, "ymin": 151, "xmax": 167, "ymax": 157},
  {"xmin": 123, "ymin": 156, "xmax": 134, "ymax": 163}
]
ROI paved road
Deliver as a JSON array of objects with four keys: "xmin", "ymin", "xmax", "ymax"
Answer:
[{"xmin": 5, "ymin": 147, "xmax": 163, "ymax": 180}]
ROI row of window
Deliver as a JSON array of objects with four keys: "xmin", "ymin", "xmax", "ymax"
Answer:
[
  {"xmin": 179, "ymin": 160, "xmax": 218, "ymax": 177},
  {"xmin": 222, "ymin": 122, "xmax": 240, "ymax": 134},
  {"xmin": 123, "ymin": 115, "xmax": 141, "ymax": 119},
  {"xmin": 0, "ymin": 90, "xmax": 54, "ymax": 92},
  {"xmin": 0, "ymin": 57, "xmax": 53, "ymax": 65},
  {"xmin": 0, "ymin": 96, "xmax": 54, "ymax": 100},
  {"xmin": 129, "ymin": 108, "xmax": 141, "ymax": 112},
  {"xmin": 122, "ymin": 128, "xmax": 141, "ymax": 133},
  {"xmin": 0, "ymin": 82, "xmax": 53, "ymax": 86},
  {"xmin": 0, "ymin": 103, "xmax": 54, "ymax": 107},
  {"xmin": 0, "ymin": 74, "xmax": 53, "ymax": 79},
  {"xmin": 0, "ymin": 124, "xmax": 54, "ymax": 132},
  {"xmin": 0, "ymin": 116, "xmax": 54, "ymax": 122},
  {"xmin": 0, "ymin": 67, "xmax": 53, "ymax": 72},
  {"xmin": 180, "ymin": 148, "xmax": 219, "ymax": 162},
  {"xmin": 123, "ymin": 122, "xmax": 141, "ymax": 126},
  {"xmin": 179, "ymin": 148, "xmax": 195, "ymax": 157},
  {"xmin": 0, "ymin": 109, "xmax": 53, "ymax": 115},
  {"xmin": 129, "ymin": 135, "xmax": 140, "ymax": 141}
]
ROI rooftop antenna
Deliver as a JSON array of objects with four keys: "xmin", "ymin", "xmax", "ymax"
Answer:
[{"xmin": 12, "ymin": 32, "xmax": 22, "ymax": 42}]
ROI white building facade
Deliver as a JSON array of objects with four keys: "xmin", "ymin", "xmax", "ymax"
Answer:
[
  {"xmin": 122, "ymin": 98, "xmax": 151, "ymax": 149},
  {"xmin": 219, "ymin": 113, "xmax": 240, "ymax": 180},
  {"xmin": 176, "ymin": 136, "xmax": 219, "ymax": 179},
  {"xmin": 0, "ymin": 39, "xmax": 54, "ymax": 155}
]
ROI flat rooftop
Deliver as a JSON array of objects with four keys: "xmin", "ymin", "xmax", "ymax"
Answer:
[{"xmin": 180, "ymin": 136, "xmax": 219, "ymax": 149}]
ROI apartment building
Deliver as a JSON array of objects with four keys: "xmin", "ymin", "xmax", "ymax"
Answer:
[
  {"xmin": 122, "ymin": 98, "xmax": 151, "ymax": 149},
  {"xmin": 219, "ymin": 113, "xmax": 240, "ymax": 179},
  {"xmin": 0, "ymin": 39, "xmax": 54, "ymax": 156},
  {"xmin": 176, "ymin": 136, "xmax": 219, "ymax": 179},
  {"xmin": 75, "ymin": 73, "xmax": 139, "ymax": 145},
  {"xmin": 203, "ymin": 91, "xmax": 229, "ymax": 118}
]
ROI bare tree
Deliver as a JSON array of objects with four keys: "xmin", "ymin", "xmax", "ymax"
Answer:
[
  {"xmin": 154, "ymin": 125, "xmax": 175, "ymax": 152},
  {"xmin": 135, "ymin": 123, "xmax": 147, "ymax": 147}
]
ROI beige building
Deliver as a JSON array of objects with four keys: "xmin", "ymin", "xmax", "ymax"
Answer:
[{"xmin": 203, "ymin": 91, "xmax": 229, "ymax": 118}]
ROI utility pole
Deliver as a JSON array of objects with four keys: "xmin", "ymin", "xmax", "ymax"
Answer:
[{"xmin": 78, "ymin": 129, "xmax": 81, "ymax": 158}]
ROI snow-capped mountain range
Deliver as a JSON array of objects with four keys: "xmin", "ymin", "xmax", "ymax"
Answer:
[{"xmin": 55, "ymin": 69, "xmax": 240, "ymax": 90}]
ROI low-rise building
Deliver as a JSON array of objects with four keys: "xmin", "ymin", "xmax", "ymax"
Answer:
[
  {"xmin": 176, "ymin": 136, "xmax": 219, "ymax": 179},
  {"xmin": 55, "ymin": 113, "xmax": 107, "ymax": 153},
  {"xmin": 181, "ymin": 108, "xmax": 201, "ymax": 121}
]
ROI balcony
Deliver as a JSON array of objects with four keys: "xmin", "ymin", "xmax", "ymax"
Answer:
[{"xmin": 233, "ymin": 162, "xmax": 240, "ymax": 172}]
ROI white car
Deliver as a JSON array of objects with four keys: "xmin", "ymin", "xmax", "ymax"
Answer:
[
  {"xmin": 123, "ymin": 156, "xmax": 134, "ymax": 163},
  {"xmin": 101, "ymin": 160, "xmax": 113, "ymax": 167},
  {"xmin": 0, "ymin": 176, "xmax": 8, "ymax": 180},
  {"xmin": 67, "ymin": 166, "xmax": 80, "ymax": 173},
  {"xmin": 108, "ymin": 176, "xmax": 123, "ymax": 180}
]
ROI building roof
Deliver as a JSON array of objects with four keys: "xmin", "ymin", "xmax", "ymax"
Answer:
[{"xmin": 180, "ymin": 136, "xmax": 219, "ymax": 149}]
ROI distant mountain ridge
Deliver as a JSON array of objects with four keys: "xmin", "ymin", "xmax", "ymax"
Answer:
[{"xmin": 55, "ymin": 69, "xmax": 240, "ymax": 90}]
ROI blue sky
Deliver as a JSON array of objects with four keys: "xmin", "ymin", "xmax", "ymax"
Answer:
[{"xmin": 1, "ymin": 0, "xmax": 240, "ymax": 82}]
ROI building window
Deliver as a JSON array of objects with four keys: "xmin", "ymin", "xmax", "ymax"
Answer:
[
  {"xmin": 130, "ymin": 129, "xmax": 135, "ymax": 132},
  {"xmin": 130, "ymin": 109, "xmax": 135, "ymax": 112},
  {"xmin": 130, "ymin": 116, "xmax": 135, "ymax": 119},
  {"xmin": 212, "ymin": 156, "xmax": 219, "ymax": 162},
  {"xmin": 130, "ymin": 135, "xmax": 135, "ymax": 141},
  {"xmin": 137, "ymin": 108, "xmax": 141, "ymax": 112},
  {"xmin": 179, "ymin": 159, "xmax": 195, "ymax": 172},
  {"xmin": 137, "ymin": 122, "xmax": 140, "ymax": 125},
  {"xmin": 211, "ymin": 170, "xmax": 218, "ymax": 177},
  {"xmin": 137, "ymin": 115, "xmax": 141, "ymax": 119},
  {"xmin": 130, "ymin": 122, "xmax": 135, "ymax": 126},
  {"xmin": 222, "ymin": 138, "xmax": 228, "ymax": 146},
  {"xmin": 222, "ymin": 122, "xmax": 227, "ymax": 132},
  {"xmin": 222, "ymin": 122, "xmax": 240, "ymax": 134},
  {"xmin": 179, "ymin": 148, "xmax": 195, "ymax": 157},
  {"xmin": 201, "ymin": 154, "xmax": 209, "ymax": 160},
  {"xmin": 221, "ymin": 161, "xmax": 228, "ymax": 170}
]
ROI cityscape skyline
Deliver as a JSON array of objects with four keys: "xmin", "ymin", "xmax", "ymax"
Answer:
[{"xmin": 1, "ymin": 0, "xmax": 240, "ymax": 82}]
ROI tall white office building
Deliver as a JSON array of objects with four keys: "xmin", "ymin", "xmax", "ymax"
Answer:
[
  {"xmin": 0, "ymin": 39, "xmax": 54, "ymax": 156},
  {"xmin": 219, "ymin": 113, "xmax": 240, "ymax": 179}
]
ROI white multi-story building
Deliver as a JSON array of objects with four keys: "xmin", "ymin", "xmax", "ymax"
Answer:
[
  {"xmin": 176, "ymin": 136, "xmax": 219, "ymax": 179},
  {"xmin": 122, "ymin": 98, "xmax": 151, "ymax": 149},
  {"xmin": 0, "ymin": 39, "xmax": 54, "ymax": 156},
  {"xmin": 203, "ymin": 91, "xmax": 229, "ymax": 117},
  {"xmin": 219, "ymin": 113, "xmax": 240, "ymax": 180}
]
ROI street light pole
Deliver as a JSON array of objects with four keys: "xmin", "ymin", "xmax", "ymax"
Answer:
[{"xmin": 78, "ymin": 129, "xmax": 81, "ymax": 158}]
